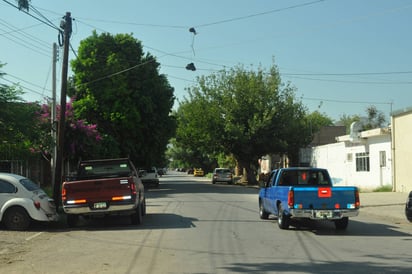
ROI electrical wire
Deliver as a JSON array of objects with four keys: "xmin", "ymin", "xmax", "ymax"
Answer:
[
  {"xmin": 302, "ymin": 96, "xmax": 392, "ymax": 106},
  {"xmin": 0, "ymin": 19, "xmax": 51, "ymax": 56},
  {"xmin": 1, "ymin": 0, "xmax": 60, "ymax": 32},
  {"xmin": 0, "ymin": 76, "xmax": 51, "ymax": 100},
  {"xmin": 195, "ymin": 0, "xmax": 326, "ymax": 28},
  {"xmin": 283, "ymin": 75, "xmax": 412, "ymax": 85}
]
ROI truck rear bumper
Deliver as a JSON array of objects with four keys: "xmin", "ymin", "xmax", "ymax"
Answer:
[
  {"xmin": 63, "ymin": 203, "xmax": 137, "ymax": 216},
  {"xmin": 290, "ymin": 209, "xmax": 359, "ymax": 220}
]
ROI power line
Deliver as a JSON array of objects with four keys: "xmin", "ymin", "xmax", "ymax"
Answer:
[
  {"xmin": 1, "ymin": 0, "xmax": 60, "ymax": 32},
  {"xmin": 283, "ymin": 71, "xmax": 412, "ymax": 76},
  {"xmin": 0, "ymin": 19, "xmax": 51, "ymax": 56},
  {"xmin": 0, "ymin": 76, "xmax": 51, "ymax": 100},
  {"xmin": 302, "ymin": 96, "xmax": 392, "ymax": 106},
  {"xmin": 195, "ymin": 0, "xmax": 326, "ymax": 28},
  {"xmin": 284, "ymin": 75, "xmax": 412, "ymax": 85}
]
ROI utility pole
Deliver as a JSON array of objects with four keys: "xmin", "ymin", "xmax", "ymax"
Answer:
[
  {"xmin": 51, "ymin": 42, "xmax": 58, "ymax": 187},
  {"xmin": 53, "ymin": 12, "xmax": 72, "ymax": 209}
]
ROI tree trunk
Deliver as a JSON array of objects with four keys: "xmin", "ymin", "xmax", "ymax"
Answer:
[{"xmin": 237, "ymin": 159, "xmax": 257, "ymax": 185}]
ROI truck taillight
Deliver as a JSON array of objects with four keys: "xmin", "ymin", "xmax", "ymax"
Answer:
[
  {"xmin": 61, "ymin": 186, "xmax": 66, "ymax": 201},
  {"xmin": 130, "ymin": 182, "xmax": 137, "ymax": 195},
  {"xmin": 288, "ymin": 190, "xmax": 294, "ymax": 207},
  {"xmin": 355, "ymin": 189, "xmax": 360, "ymax": 208},
  {"xmin": 112, "ymin": 195, "xmax": 132, "ymax": 201}
]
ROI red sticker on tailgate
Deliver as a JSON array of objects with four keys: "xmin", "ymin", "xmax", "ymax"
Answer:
[{"xmin": 318, "ymin": 187, "xmax": 332, "ymax": 198}]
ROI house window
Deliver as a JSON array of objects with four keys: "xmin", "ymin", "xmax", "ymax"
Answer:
[{"xmin": 356, "ymin": 152, "xmax": 370, "ymax": 172}]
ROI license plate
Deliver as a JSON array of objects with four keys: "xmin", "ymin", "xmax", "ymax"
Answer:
[
  {"xmin": 316, "ymin": 210, "xmax": 332, "ymax": 218},
  {"xmin": 93, "ymin": 202, "xmax": 107, "ymax": 209}
]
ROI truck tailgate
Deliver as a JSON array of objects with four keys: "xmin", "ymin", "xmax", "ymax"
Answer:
[
  {"xmin": 293, "ymin": 186, "xmax": 358, "ymax": 209},
  {"xmin": 63, "ymin": 177, "xmax": 134, "ymax": 202}
]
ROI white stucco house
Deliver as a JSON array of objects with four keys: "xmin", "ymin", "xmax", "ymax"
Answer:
[
  {"xmin": 310, "ymin": 126, "xmax": 392, "ymax": 190},
  {"xmin": 260, "ymin": 106, "xmax": 412, "ymax": 193}
]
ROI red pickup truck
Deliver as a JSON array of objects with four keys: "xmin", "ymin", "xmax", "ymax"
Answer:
[{"xmin": 61, "ymin": 158, "xmax": 146, "ymax": 227}]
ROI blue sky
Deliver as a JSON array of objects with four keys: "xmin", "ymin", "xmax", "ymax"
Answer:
[{"xmin": 1, "ymin": 0, "xmax": 411, "ymax": 122}]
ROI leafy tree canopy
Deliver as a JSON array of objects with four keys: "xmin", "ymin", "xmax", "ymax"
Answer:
[
  {"xmin": 0, "ymin": 62, "xmax": 40, "ymax": 158},
  {"xmin": 176, "ymin": 63, "xmax": 311, "ymax": 184},
  {"xmin": 338, "ymin": 105, "xmax": 387, "ymax": 133},
  {"xmin": 70, "ymin": 31, "xmax": 175, "ymax": 167}
]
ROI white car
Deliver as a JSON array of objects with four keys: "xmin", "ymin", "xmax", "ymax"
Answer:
[
  {"xmin": 139, "ymin": 168, "xmax": 159, "ymax": 188},
  {"xmin": 0, "ymin": 173, "xmax": 59, "ymax": 230}
]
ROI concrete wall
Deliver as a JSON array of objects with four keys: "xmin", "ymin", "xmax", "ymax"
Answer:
[{"xmin": 392, "ymin": 108, "xmax": 412, "ymax": 193}]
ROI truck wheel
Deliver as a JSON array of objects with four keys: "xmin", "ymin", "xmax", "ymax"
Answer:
[
  {"xmin": 67, "ymin": 214, "xmax": 79, "ymax": 228},
  {"xmin": 131, "ymin": 203, "xmax": 143, "ymax": 225},
  {"xmin": 4, "ymin": 206, "xmax": 31, "ymax": 231},
  {"xmin": 334, "ymin": 217, "xmax": 349, "ymax": 230},
  {"xmin": 259, "ymin": 201, "xmax": 269, "ymax": 220},
  {"xmin": 277, "ymin": 206, "xmax": 290, "ymax": 230}
]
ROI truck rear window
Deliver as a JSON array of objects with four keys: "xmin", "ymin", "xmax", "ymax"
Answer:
[
  {"xmin": 78, "ymin": 162, "xmax": 131, "ymax": 177},
  {"xmin": 279, "ymin": 170, "xmax": 331, "ymax": 186}
]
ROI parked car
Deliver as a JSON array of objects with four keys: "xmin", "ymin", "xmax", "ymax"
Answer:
[
  {"xmin": 0, "ymin": 173, "xmax": 59, "ymax": 230},
  {"xmin": 140, "ymin": 167, "xmax": 159, "ymax": 188},
  {"xmin": 212, "ymin": 168, "xmax": 233, "ymax": 184},
  {"xmin": 193, "ymin": 168, "xmax": 204, "ymax": 177},
  {"xmin": 405, "ymin": 191, "xmax": 412, "ymax": 222}
]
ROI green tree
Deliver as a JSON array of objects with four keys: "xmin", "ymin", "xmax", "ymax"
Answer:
[
  {"xmin": 70, "ymin": 31, "xmax": 175, "ymax": 168},
  {"xmin": 176, "ymin": 64, "xmax": 310, "ymax": 184},
  {"xmin": 338, "ymin": 114, "xmax": 360, "ymax": 134},
  {"xmin": 364, "ymin": 105, "xmax": 387, "ymax": 130},
  {"xmin": 306, "ymin": 110, "xmax": 334, "ymax": 133},
  {"xmin": 0, "ymin": 63, "xmax": 40, "ymax": 159},
  {"xmin": 338, "ymin": 105, "xmax": 387, "ymax": 133}
]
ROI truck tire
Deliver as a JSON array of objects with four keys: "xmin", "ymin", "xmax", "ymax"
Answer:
[
  {"xmin": 334, "ymin": 217, "xmax": 349, "ymax": 230},
  {"xmin": 131, "ymin": 202, "xmax": 143, "ymax": 225},
  {"xmin": 259, "ymin": 200, "xmax": 269, "ymax": 219},
  {"xmin": 67, "ymin": 214, "xmax": 79, "ymax": 228},
  {"xmin": 4, "ymin": 206, "xmax": 31, "ymax": 231},
  {"xmin": 277, "ymin": 206, "xmax": 290, "ymax": 230}
]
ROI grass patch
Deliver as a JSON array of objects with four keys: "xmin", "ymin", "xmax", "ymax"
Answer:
[{"xmin": 372, "ymin": 185, "xmax": 392, "ymax": 192}]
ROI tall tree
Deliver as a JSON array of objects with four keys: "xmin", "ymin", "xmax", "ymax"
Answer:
[
  {"xmin": 176, "ymin": 64, "xmax": 310, "ymax": 184},
  {"xmin": 70, "ymin": 32, "xmax": 175, "ymax": 167},
  {"xmin": 364, "ymin": 105, "xmax": 387, "ymax": 129},
  {"xmin": 338, "ymin": 105, "xmax": 387, "ymax": 133},
  {"xmin": 0, "ymin": 63, "xmax": 40, "ymax": 159}
]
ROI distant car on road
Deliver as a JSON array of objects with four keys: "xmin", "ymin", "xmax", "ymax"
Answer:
[
  {"xmin": 405, "ymin": 191, "xmax": 412, "ymax": 222},
  {"xmin": 212, "ymin": 168, "xmax": 233, "ymax": 184},
  {"xmin": 193, "ymin": 168, "xmax": 204, "ymax": 177},
  {"xmin": 140, "ymin": 168, "xmax": 160, "ymax": 188},
  {"xmin": 0, "ymin": 173, "xmax": 58, "ymax": 230}
]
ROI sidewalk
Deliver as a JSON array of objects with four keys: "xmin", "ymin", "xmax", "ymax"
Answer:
[{"xmin": 359, "ymin": 192, "xmax": 408, "ymax": 222}]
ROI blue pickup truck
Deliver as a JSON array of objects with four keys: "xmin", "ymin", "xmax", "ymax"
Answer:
[{"xmin": 259, "ymin": 167, "xmax": 360, "ymax": 230}]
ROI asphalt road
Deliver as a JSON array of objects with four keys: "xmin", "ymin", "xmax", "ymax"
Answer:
[{"xmin": 1, "ymin": 172, "xmax": 412, "ymax": 273}]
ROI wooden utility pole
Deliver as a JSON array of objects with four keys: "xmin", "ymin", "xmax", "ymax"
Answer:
[
  {"xmin": 53, "ymin": 12, "xmax": 72, "ymax": 209},
  {"xmin": 51, "ymin": 42, "xmax": 58, "ymax": 188}
]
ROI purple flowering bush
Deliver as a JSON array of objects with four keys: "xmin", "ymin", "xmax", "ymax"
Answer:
[{"xmin": 35, "ymin": 98, "xmax": 102, "ymax": 160}]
